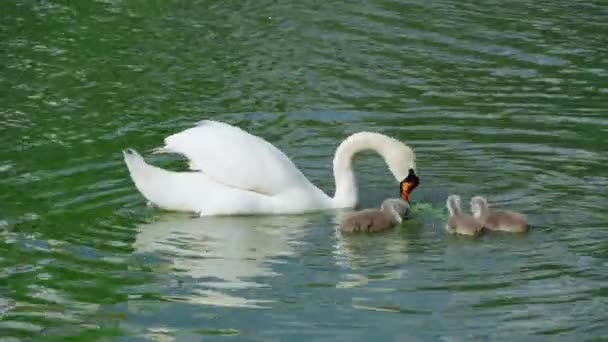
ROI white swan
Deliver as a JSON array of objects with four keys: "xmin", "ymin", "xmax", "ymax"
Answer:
[{"xmin": 123, "ymin": 120, "xmax": 418, "ymax": 216}]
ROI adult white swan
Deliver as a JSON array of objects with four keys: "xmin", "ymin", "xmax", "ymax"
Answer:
[{"xmin": 123, "ymin": 120, "xmax": 419, "ymax": 216}]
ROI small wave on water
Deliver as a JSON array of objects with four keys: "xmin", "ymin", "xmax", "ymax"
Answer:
[{"xmin": 1, "ymin": 0, "xmax": 607, "ymax": 339}]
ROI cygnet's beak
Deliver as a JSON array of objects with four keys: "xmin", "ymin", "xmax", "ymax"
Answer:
[{"xmin": 400, "ymin": 168, "xmax": 420, "ymax": 201}]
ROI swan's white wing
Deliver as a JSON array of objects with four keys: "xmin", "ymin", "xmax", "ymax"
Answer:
[
  {"xmin": 157, "ymin": 120, "xmax": 313, "ymax": 195},
  {"xmin": 123, "ymin": 149, "xmax": 278, "ymax": 216}
]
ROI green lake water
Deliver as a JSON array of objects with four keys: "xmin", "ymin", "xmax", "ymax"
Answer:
[{"xmin": 1, "ymin": 0, "xmax": 607, "ymax": 340}]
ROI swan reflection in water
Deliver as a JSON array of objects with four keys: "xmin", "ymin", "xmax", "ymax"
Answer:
[{"xmin": 133, "ymin": 213, "xmax": 311, "ymax": 308}]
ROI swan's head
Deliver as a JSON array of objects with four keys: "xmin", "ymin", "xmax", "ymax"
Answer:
[
  {"xmin": 383, "ymin": 140, "xmax": 416, "ymax": 175},
  {"xmin": 379, "ymin": 139, "xmax": 418, "ymax": 201},
  {"xmin": 470, "ymin": 196, "xmax": 489, "ymax": 218},
  {"xmin": 399, "ymin": 168, "xmax": 420, "ymax": 201}
]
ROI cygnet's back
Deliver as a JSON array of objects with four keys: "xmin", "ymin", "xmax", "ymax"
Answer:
[
  {"xmin": 340, "ymin": 198, "xmax": 410, "ymax": 233},
  {"xmin": 470, "ymin": 196, "xmax": 528, "ymax": 233},
  {"xmin": 446, "ymin": 195, "xmax": 484, "ymax": 236}
]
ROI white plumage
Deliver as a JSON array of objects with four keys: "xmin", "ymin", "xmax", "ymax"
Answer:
[{"xmin": 123, "ymin": 120, "xmax": 416, "ymax": 216}]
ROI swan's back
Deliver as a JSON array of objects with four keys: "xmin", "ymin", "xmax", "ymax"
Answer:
[{"xmin": 159, "ymin": 121, "xmax": 314, "ymax": 195}]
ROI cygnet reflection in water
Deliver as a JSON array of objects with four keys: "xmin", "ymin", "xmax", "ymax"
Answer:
[
  {"xmin": 133, "ymin": 213, "xmax": 310, "ymax": 308},
  {"xmin": 332, "ymin": 206, "xmax": 411, "ymax": 288}
]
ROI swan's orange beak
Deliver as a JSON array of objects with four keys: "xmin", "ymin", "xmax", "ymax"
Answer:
[{"xmin": 400, "ymin": 169, "xmax": 419, "ymax": 202}]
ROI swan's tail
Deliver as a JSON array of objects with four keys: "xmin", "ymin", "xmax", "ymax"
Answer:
[
  {"xmin": 123, "ymin": 149, "xmax": 163, "ymax": 205},
  {"xmin": 123, "ymin": 148, "xmax": 278, "ymax": 215},
  {"xmin": 123, "ymin": 148, "xmax": 198, "ymax": 212},
  {"xmin": 123, "ymin": 148, "xmax": 156, "ymax": 183}
]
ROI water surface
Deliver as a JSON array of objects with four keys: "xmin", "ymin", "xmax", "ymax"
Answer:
[{"xmin": 1, "ymin": 0, "xmax": 607, "ymax": 340}]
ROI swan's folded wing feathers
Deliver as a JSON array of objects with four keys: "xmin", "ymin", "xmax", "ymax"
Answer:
[
  {"xmin": 123, "ymin": 148, "xmax": 277, "ymax": 215},
  {"xmin": 158, "ymin": 120, "xmax": 313, "ymax": 196}
]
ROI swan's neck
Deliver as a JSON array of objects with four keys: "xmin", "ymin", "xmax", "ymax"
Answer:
[{"xmin": 332, "ymin": 132, "xmax": 399, "ymax": 208}]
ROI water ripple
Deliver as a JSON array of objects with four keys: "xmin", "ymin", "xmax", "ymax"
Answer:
[{"xmin": 1, "ymin": 0, "xmax": 607, "ymax": 340}]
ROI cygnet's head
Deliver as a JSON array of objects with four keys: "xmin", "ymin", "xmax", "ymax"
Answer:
[
  {"xmin": 470, "ymin": 196, "xmax": 489, "ymax": 218},
  {"xmin": 381, "ymin": 198, "xmax": 410, "ymax": 223}
]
